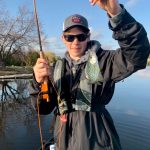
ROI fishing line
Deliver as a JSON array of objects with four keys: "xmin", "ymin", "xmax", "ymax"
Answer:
[
  {"xmin": 36, "ymin": 85, "xmax": 66, "ymax": 150},
  {"xmin": 37, "ymin": 92, "xmax": 44, "ymax": 150}
]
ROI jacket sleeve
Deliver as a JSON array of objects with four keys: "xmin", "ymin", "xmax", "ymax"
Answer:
[
  {"xmin": 99, "ymin": 5, "xmax": 150, "ymax": 82},
  {"xmin": 29, "ymin": 73, "xmax": 57, "ymax": 115}
]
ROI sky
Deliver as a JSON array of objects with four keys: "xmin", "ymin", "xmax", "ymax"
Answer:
[{"xmin": 2, "ymin": 0, "xmax": 150, "ymax": 56}]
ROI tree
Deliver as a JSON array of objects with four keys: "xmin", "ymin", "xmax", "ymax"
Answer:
[
  {"xmin": 25, "ymin": 50, "xmax": 39, "ymax": 66},
  {"xmin": 5, "ymin": 48, "xmax": 26, "ymax": 66},
  {"xmin": 45, "ymin": 51, "xmax": 61, "ymax": 65},
  {"xmin": 0, "ymin": 3, "xmax": 47, "ymax": 66}
]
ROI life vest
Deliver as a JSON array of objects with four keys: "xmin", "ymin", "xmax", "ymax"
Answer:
[{"xmin": 53, "ymin": 50, "xmax": 103, "ymax": 114}]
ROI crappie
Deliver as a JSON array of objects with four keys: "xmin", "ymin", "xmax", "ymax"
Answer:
[{"xmin": 85, "ymin": 51, "xmax": 103, "ymax": 83}]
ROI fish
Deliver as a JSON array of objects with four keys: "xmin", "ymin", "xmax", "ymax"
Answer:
[{"xmin": 85, "ymin": 51, "xmax": 103, "ymax": 83}]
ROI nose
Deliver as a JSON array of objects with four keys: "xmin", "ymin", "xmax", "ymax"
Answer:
[{"xmin": 73, "ymin": 37, "xmax": 79, "ymax": 44}]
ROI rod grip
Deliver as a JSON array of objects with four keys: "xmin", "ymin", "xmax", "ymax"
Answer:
[{"xmin": 40, "ymin": 51, "xmax": 50, "ymax": 102}]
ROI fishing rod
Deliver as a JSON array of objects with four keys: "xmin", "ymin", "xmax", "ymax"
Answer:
[
  {"xmin": 33, "ymin": 1, "xmax": 66, "ymax": 150},
  {"xmin": 33, "ymin": 0, "xmax": 50, "ymax": 102},
  {"xmin": 33, "ymin": 1, "xmax": 50, "ymax": 150}
]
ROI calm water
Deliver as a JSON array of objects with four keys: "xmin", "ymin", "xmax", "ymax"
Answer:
[
  {"xmin": 0, "ymin": 67, "xmax": 150, "ymax": 150},
  {"xmin": 107, "ymin": 67, "xmax": 150, "ymax": 150}
]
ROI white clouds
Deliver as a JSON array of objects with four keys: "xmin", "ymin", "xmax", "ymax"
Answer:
[
  {"xmin": 124, "ymin": 0, "xmax": 139, "ymax": 8},
  {"xmin": 47, "ymin": 37, "xmax": 57, "ymax": 43},
  {"xmin": 148, "ymin": 36, "xmax": 150, "ymax": 42},
  {"xmin": 126, "ymin": 110, "xmax": 139, "ymax": 116},
  {"xmin": 89, "ymin": 27, "xmax": 103, "ymax": 40},
  {"xmin": 101, "ymin": 44, "xmax": 116, "ymax": 50},
  {"xmin": 47, "ymin": 37, "xmax": 65, "ymax": 56},
  {"xmin": 137, "ymin": 67, "xmax": 150, "ymax": 79},
  {"xmin": 89, "ymin": 27, "xmax": 118, "ymax": 50}
]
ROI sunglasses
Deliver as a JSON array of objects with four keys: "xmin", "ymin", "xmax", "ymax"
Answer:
[{"xmin": 63, "ymin": 34, "xmax": 88, "ymax": 42}]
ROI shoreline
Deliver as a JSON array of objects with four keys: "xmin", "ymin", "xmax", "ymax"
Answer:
[{"xmin": 0, "ymin": 66, "xmax": 33, "ymax": 76}]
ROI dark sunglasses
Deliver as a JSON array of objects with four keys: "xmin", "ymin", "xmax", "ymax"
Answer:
[{"xmin": 64, "ymin": 34, "xmax": 88, "ymax": 42}]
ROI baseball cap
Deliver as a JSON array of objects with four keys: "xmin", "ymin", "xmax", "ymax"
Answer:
[{"xmin": 63, "ymin": 14, "xmax": 89, "ymax": 32}]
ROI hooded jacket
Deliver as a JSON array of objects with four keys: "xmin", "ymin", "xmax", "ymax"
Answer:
[{"xmin": 29, "ymin": 6, "xmax": 150, "ymax": 150}]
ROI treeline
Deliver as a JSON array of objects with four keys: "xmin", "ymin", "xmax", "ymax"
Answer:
[
  {"xmin": 5, "ymin": 50, "xmax": 60, "ymax": 66},
  {"xmin": 0, "ymin": 1, "xmax": 59, "ymax": 67},
  {"xmin": 147, "ymin": 55, "xmax": 150, "ymax": 66}
]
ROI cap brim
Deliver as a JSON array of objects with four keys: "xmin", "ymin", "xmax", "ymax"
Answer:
[{"xmin": 63, "ymin": 25, "xmax": 89, "ymax": 32}]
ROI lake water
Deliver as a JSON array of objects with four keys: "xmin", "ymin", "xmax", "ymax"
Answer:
[{"xmin": 0, "ymin": 67, "xmax": 150, "ymax": 150}]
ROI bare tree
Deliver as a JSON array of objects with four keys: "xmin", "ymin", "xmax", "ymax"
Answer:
[{"xmin": 0, "ymin": 4, "xmax": 47, "ymax": 66}]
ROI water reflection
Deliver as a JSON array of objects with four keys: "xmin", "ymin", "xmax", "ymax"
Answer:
[
  {"xmin": 0, "ymin": 67, "xmax": 150, "ymax": 150},
  {"xmin": 107, "ymin": 67, "xmax": 150, "ymax": 150},
  {"xmin": 109, "ymin": 111, "xmax": 150, "ymax": 150},
  {"xmin": 108, "ymin": 67, "xmax": 150, "ymax": 119},
  {"xmin": 0, "ymin": 80, "xmax": 30, "ymax": 105},
  {"xmin": 0, "ymin": 100, "xmax": 53, "ymax": 150},
  {"xmin": 0, "ymin": 79, "xmax": 53, "ymax": 150}
]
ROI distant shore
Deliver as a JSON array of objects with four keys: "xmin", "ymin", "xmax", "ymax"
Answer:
[
  {"xmin": 0, "ymin": 66, "xmax": 33, "ymax": 76},
  {"xmin": 0, "ymin": 62, "xmax": 149, "ymax": 76},
  {"xmin": 147, "ymin": 57, "xmax": 150, "ymax": 65}
]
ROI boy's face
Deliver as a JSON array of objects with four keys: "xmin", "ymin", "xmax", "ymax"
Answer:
[{"xmin": 62, "ymin": 27, "xmax": 90, "ymax": 61}]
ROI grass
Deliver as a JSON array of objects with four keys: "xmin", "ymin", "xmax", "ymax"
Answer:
[{"xmin": 0, "ymin": 66, "xmax": 33, "ymax": 76}]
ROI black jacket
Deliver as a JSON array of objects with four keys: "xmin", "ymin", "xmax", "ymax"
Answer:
[{"xmin": 29, "ymin": 6, "xmax": 150, "ymax": 150}]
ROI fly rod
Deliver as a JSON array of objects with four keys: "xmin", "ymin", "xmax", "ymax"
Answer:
[{"xmin": 33, "ymin": 0, "xmax": 50, "ymax": 102}]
